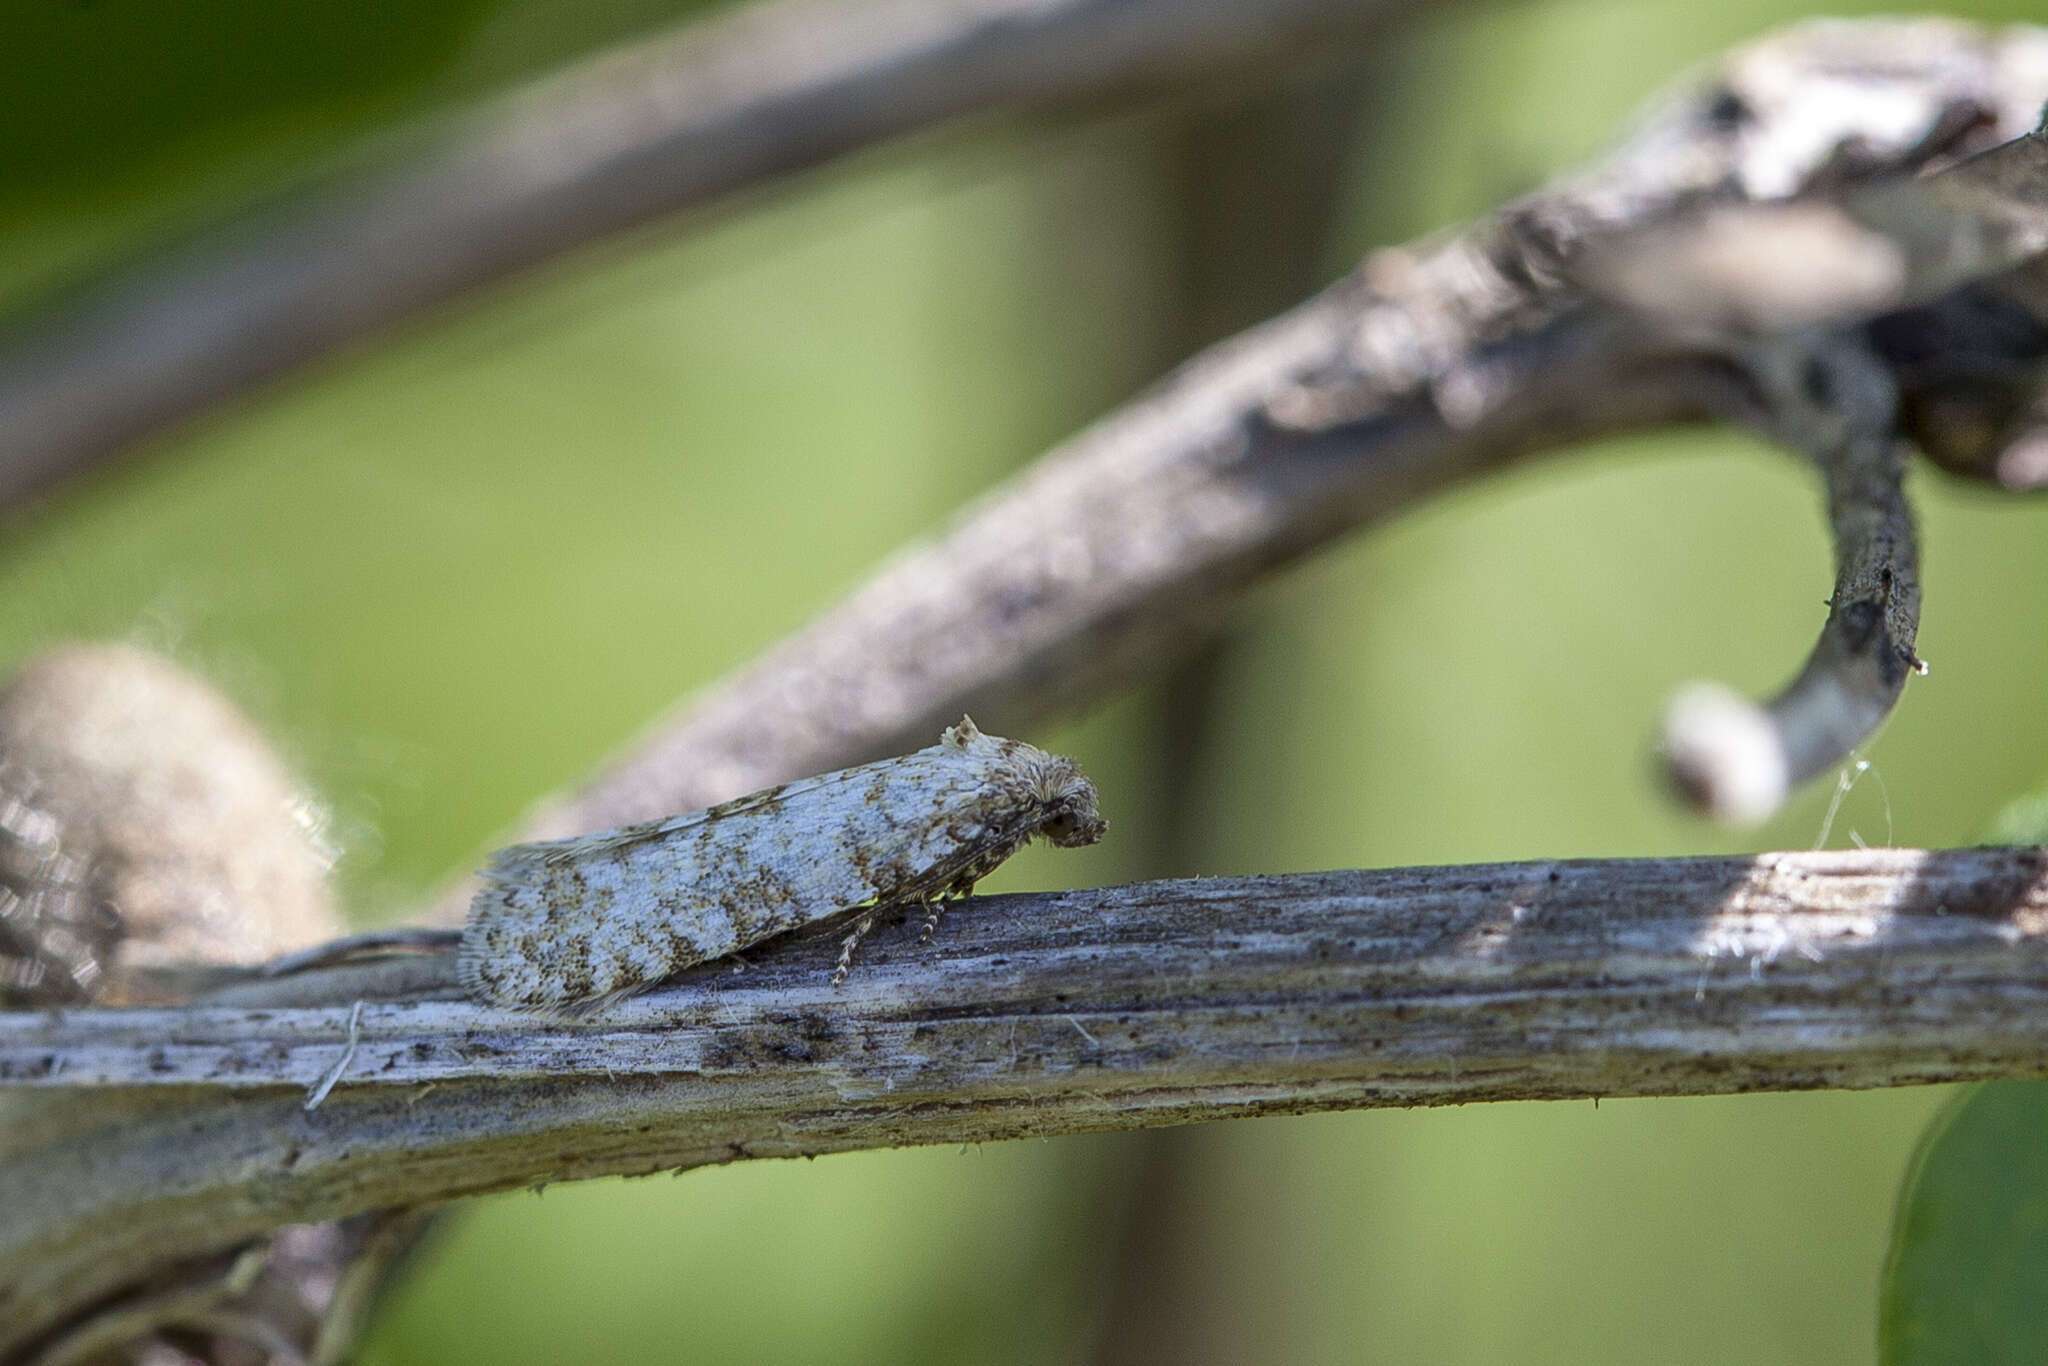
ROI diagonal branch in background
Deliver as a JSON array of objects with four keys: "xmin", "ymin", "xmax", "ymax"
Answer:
[
  {"xmin": 464, "ymin": 18, "xmax": 2048, "ymax": 882},
  {"xmin": 0, "ymin": 0, "xmax": 1431, "ymax": 507},
  {"xmin": 0, "ymin": 16, "xmax": 2041, "ymax": 869},
  {"xmin": 7, "ymin": 846, "xmax": 2048, "ymax": 1352}
]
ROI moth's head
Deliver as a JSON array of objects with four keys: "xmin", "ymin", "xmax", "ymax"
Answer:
[{"xmin": 1032, "ymin": 759, "xmax": 1107, "ymax": 848}]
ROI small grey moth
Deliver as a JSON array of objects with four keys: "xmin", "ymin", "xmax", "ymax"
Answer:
[{"xmin": 459, "ymin": 717, "xmax": 1105, "ymax": 1013}]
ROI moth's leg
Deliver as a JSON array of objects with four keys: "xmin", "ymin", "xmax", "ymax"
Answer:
[
  {"xmin": 919, "ymin": 872, "xmax": 982, "ymax": 945},
  {"xmin": 831, "ymin": 909, "xmax": 880, "ymax": 985}
]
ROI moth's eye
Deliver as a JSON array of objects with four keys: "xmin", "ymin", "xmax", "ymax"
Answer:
[{"xmin": 1044, "ymin": 811, "xmax": 1077, "ymax": 841}]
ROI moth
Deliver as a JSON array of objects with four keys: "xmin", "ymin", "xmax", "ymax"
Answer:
[{"xmin": 459, "ymin": 717, "xmax": 1106, "ymax": 1013}]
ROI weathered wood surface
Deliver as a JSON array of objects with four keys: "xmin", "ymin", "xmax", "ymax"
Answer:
[{"xmin": 5, "ymin": 846, "xmax": 2048, "ymax": 1352}]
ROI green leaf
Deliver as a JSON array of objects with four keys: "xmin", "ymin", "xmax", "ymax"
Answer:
[{"xmin": 1882, "ymin": 1082, "xmax": 2048, "ymax": 1364}]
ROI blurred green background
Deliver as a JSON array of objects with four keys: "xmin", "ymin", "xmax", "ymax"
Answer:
[{"xmin": 6, "ymin": 0, "xmax": 2048, "ymax": 1361}]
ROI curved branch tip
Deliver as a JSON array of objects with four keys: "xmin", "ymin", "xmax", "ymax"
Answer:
[{"xmin": 1660, "ymin": 682, "xmax": 1790, "ymax": 825}]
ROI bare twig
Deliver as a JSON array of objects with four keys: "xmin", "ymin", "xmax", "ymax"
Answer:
[
  {"xmin": 0, "ymin": 0, "xmax": 1428, "ymax": 504},
  {"xmin": 1604, "ymin": 121, "xmax": 2048, "ymax": 817},
  {"xmin": 5, "ymin": 846, "xmax": 2048, "ymax": 1352},
  {"xmin": 1660, "ymin": 335, "xmax": 1922, "ymax": 822},
  {"xmin": 1547, "ymin": 43, "xmax": 2048, "ymax": 821},
  {"xmin": 445, "ymin": 19, "xmax": 2048, "ymax": 892}
]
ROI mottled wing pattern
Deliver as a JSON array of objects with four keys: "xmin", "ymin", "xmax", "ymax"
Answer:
[{"xmin": 459, "ymin": 722, "xmax": 1055, "ymax": 1012}]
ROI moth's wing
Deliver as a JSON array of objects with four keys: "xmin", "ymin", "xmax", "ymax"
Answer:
[
  {"xmin": 463, "ymin": 736, "xmax": 1018, "ymax": 1010},
  {"xmin": 808, "ymin": 741, "xmax": 1035, "ymax": 901},
  {"xmin": 664, "ymin": 741, "xmax": 1008, "ymax": 904},
  {"xmin": 505, "ymin": 737, "xmax": 1009, "ymax": 870},
  {"xmin": 479, "ymin": 764, "xmax": 881, "ymax": 881}
]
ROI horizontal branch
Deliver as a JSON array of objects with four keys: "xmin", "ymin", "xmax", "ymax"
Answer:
[{"xmin": 6, "ymin": 845, "xmax": 2048, "ymax": 1351}]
